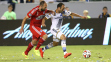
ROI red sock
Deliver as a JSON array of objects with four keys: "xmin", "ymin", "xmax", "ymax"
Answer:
[
  {"xmin": 25, "ymin": 42, "xmax": 34, "ymax": 55},
  {"xmin": 35, "ymin": 38, "xmax": 45, "ymax": 50}
]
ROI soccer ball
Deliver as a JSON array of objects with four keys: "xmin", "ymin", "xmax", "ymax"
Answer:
[{"xmin": 83, "ymin": 50, "xmax": 91, "ymax": 58}]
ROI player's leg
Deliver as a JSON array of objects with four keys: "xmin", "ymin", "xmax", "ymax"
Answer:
[
  {"xmin": 29, "ymin": 25, "xmax": 48, "ymax": 56},
  {"xmin": 30, "ymin": 26, "xmax": 48, "ymax": 56},
  {"xmin": 34, "ymin": 34, "xmax": 47, "ymax": 56},
  {"xmin": 39, "ymin": 36, "xmax": 60, "ymax": 58},
  {"xmin": 40, "ymin": 40, "xmax": 59, "ymax": 58},
  {"xmin": 42, "ymin": 36, "xmax": 60, "ymax": 52},
  {"xmin": 34, "ymin": 35, "xmax": 47, "ymax": 56},
  {"xmin": 22, "ymin": 36, "xmax": 38, "ymax": 59},
  {"xmin": 60, "ymin": 34, "xmax": 72, "ymax": 58},
  {"xmin": 35, "ymin": 32, "xmax": 48, "ymax": 50},
  {"xmin": 39, "ymin": 41, "xmax": 59, "ymax": 58},
  {"xmin": 24, "ymin": 39, "xmax": 38, "ymax": 55},
  {"xmin": 51, "ymin": 28, "xmax": 72, "ymax": 58}
]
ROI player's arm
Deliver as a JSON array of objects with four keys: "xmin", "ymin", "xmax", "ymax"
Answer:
[
  {"xmin": 42, "ymin": 17, "xmax": 47, "ymax": 27},
  {"xmin": 19, "ymin": 15, "xmax": 29, "ymax": 34},
  {"xmin": 19, "ymin": 7, "xmax": 37, "ymax": 33},
  {"xmin": 65, "ymin": 10, "xmax": 87, "ymax": 19},
  {"xmin": 70, "ymin": 13, "xmax": 87, "ymax": 19},
  {"xmin": 70, "ymin": 13, "xmax": 82, "ymax": 18},
  {"xmin": 46, "ymin": 10, "xmax": 54, "ymax": 13},
  {"xmin": 42, "ymin": 14, "xmax": 52, "ymax": 27}
]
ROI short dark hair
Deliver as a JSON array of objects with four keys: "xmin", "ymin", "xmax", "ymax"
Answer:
[
  {"xmin": 40, "ymin": 1, "xmax": 46, "ymax": 6},
  {"xmin": 103, "ymin": 6, "xmax": 108, "ymax": 10},
  {"xmin": 8, "ymin": 5, "xmax": 12, "ymax": 8},
  {"xmin": 57, "ymin": 3, "xmax": 64, "ymax": 8}
]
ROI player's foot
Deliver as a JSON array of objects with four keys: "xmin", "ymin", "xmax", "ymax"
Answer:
[
  {"xmin": 34, "ymin": 49, "xmax": 40, "ymax": 56},
  {"xmin": 39, "ymin": 48, "xmax": 44, "ymax": 58},
  {"xmin": 64, "ymin": 53, "xmax": 72, "ymax": 58},
  {"xmin": 22, "ymin": 52, "xmax": 29, "ymax": 59}
]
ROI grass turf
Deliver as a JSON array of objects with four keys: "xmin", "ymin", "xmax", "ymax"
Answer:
[{"xmin": 0, "ymin": 45, "xmax": 111, "ymax": 62}]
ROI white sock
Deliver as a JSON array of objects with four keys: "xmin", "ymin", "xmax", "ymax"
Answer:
[
  {"xmin": 61, "ymin": 40, "xmax": 67, "ymax": 55},
  {"xmin": 64, "ymin": 51, "xmax": 67, "ymax": 55},
  {"xmin": 42, "ymin": 47, "xmax": 46, "ymax": 52}
]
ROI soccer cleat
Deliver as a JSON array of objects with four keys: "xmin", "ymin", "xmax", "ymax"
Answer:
[
  {"xmin": 22, "ymin": 52, "xmax": 29, "ymax": 59},
  {"xmin": 34, "ymin": 49, "xmax": 40, "ymax": 56},
  {"xmin": 64, "ymin": 53, "xmax": 72, "ymax": 58},
  {"xmin": 39, "ymin": 48, "xmax": 44, "ymax": 58}
]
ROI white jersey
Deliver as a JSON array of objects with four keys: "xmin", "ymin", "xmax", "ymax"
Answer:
[{"xmin": 45, "ymin": 10, "xmax": 71, "ymax": 29}]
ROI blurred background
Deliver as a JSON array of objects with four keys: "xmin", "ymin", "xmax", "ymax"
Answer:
[
  {"xmin": 0, "ymin": 0, "xmax": 111, "ymax": 62},
  {"xmin": 0, "ymin": 0, "xmax": 111, "ymax": 19}
]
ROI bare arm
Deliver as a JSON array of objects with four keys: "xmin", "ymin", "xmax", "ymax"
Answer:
[
  {"xmin": 42, "ymin": 13, "xmax": 52, "ymax": 27},
  {"xmin": 42, "ymin": 17, "xmax": 47, "ymax": 27},
  {"xmin": 70, "ymin": 13, "xmax": 82, "ymax": 18},
  {"xmin": 70, "ymin": 13, "xmax": 87, "ymax": 19},
  {"xmin": 46, "ymin": 10, "xmax": 54, "ymax": 13},
  {"xmin": 19, "ymin": 15, "xmax": 29, "ymax": 34}
]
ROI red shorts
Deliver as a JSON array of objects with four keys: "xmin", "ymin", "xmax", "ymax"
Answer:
[{"xmin": 30, "ymin": 25, "xmax": 46, "ymax": 41}]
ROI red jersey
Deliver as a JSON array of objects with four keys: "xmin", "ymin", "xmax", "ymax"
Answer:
[{"xmin": 27, "ymin": 5, "xmax": 47, "ymax": 27}]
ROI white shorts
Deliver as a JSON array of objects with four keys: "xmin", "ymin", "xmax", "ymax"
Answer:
[
  {"xmin": 50, "ymin": 28, "xmax": 63, "ymax": 40},
  {"xmin": 53, "ymin": 36, "xmax": 60, "ymax": 42}
]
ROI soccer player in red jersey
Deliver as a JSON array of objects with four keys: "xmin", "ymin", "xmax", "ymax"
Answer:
[{"xmin": 19, "ymin": 1, "xmax": 53, "ymax": 59}]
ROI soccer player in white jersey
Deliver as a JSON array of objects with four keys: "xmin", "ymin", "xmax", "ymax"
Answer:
[{"xmin": 39, "ymin": 3, "xmax": 87, "ymax": 58}]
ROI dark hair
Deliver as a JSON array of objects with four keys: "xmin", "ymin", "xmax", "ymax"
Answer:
[
  {"xmin": 8, "ymin": 5, "xmax": 12, "ymax": 8},
  {"xmin": 103, "ymin": 6, "xmax": 108, "ymax": 10},
  {"xmin": 40, "ymin": 1, "xmax": 46, "ymax": 6},
  {"xmin": 57, "ymin": 3, "xmax": 64, "ymax": 8}
]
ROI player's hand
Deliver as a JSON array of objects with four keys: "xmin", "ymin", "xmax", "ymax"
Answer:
[
  {"xmin": 81, "ymin": 16, "xmax": 87, "ymax": 19},
  {"xmin": 50, "ymin": 11, "xmax": 54, "ymax": 15},
  {"xmin": 19, "ymin": 28, "xmax": 24, "ymax": 34},
  {"xmin": 42, "ymin": 24, "xmax": 46, "ymax": 27}
]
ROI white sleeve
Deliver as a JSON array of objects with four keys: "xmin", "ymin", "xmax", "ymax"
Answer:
[
  {"xmin": 65, "ymin": 10, "xmax": 71, "ymax": 16},
  {"xmin": 45, "ymin": 14, "xmax": 52, "ymax": 19}
]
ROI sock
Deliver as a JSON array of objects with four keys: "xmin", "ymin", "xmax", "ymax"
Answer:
[
  {"xmin": 42, "ymin": 42, "xmax": 53, "ymax": 52},
  {"xmin": 35, "ymin": 38, "xmax": 45, "ymax": 50},
  {"xmin": 61, "ymin": 40, "xmax": 67, "ymax": 55},
  {"xmin": 25, "ymin": 42, "xmax": 34, "ymax": 55}
]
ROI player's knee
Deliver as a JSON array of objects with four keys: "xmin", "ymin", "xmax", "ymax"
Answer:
[
  {"xmin": 53, "ymin": 41, "xmax": 59, "ymax": 46},
  {"xmin": 63, "ymin": 35, "xmax": 66, "ymax": 40},
  {"xmin": 42, "ymin": 34, "xmax": 48, "ymax": 40},
  {"xmin": 32, "ymin": 40, "xmax": 37, "ymax": 45},
  {"xmin": 53, "ymin": 43, "xmax": 58, "ymax": 46},
  {"xmin": 60, "ymin": 34, "xmax": 66, "ymax": 40}
]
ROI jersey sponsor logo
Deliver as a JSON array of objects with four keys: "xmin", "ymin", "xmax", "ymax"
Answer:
[
  {"xmin": 3, "ymin": 23, "xmax": 93, "ymax": 41},
  {"xmin": 55, "ymin": 17, "xmax": 63, "ymax": 19},
  {"xmin": 36, "ymin": 15, "xmax": 45, "ymax": 20}
]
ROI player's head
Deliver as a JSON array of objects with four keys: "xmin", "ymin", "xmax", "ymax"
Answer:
[
  {"xmin": 65, "ymin": 7, "xmax": 69, "ymax": 11},
  {"xmin": 57, "ymin": 3, "xmax": 65, "ymax": 13},
  {"xmin": 40, "ymin": 1, "xmax": 47, "ymax": 11},
  {"xmin": 8, "ymin": 5, "xmax": 13, "ymax": 12},
  {"xmin": 103, "ymin": 6, "xmax": 108, "ymax": 13}
]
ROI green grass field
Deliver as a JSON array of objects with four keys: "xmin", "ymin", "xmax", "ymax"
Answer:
[{"xmin": 0, "ymin": 45, "xmax": 111, "ymax": 62}]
